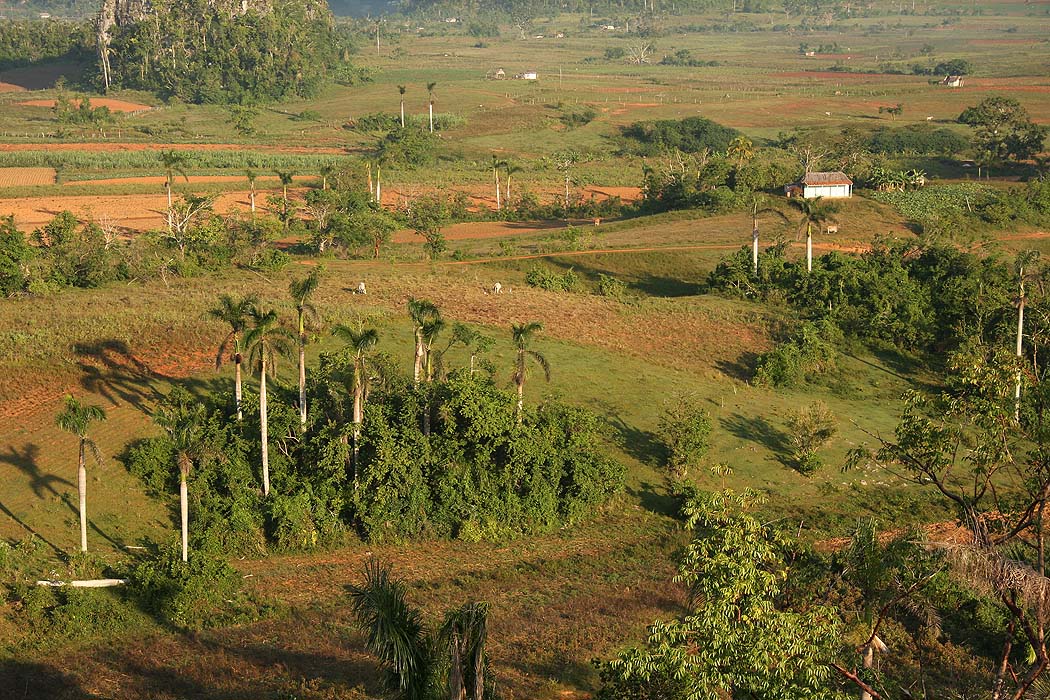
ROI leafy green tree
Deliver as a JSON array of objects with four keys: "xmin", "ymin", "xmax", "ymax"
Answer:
[
  {"xmin": 959, "ymin": 97, "xmax": 1050, "ymax": 163},
  {"xmin": 408, "ymin": 195, "xmax": 449, "ymax": 260},
  {"xmin": 0, "ymin": 215, "xmax": 32, "ymax": 297},
  {"xmin": 244, "ymin": 308, "xmax": 294, "ymax": 496},
  {"xmin": 331, "ymin": 323, "xmax": 379, "ymax": 478},
  {"xmin": 154, "ymin": 389, "xmax": 210, "ymax": 562},
  {"xmin": 511, "ymin": 322, "xmax": 550, "ymax": 424},
  {"xmin": 350, "ymin": 205, "xmax": 399, "ymax": 259},
  {"xmin": 784, "ymin": 400, "xmax": 837, "ymax": 474},
  {"xmin": 595, "ymin": 488, "xmax": 842, "ymax": 700},
  {"xmin": 55, "ymin": 395, "xmax": 106, "ymax": 553},
  {"xmin": 209, "ymin": 293, "xmax": 259, "ymax": 421},
  {"xmin": 848, "ymin": 348, "xmax": 1050, "ymax": 699},
  {"xmin": 289, "ymin": 267, "xmax": 323, "ymax": 428},
  {"xmin": 790, "ymin": 197, "xmax": 838, "ymax": 273},
  {"xmin": 656, "ymin": 397, "xmax": 711, "ymax": 483}
]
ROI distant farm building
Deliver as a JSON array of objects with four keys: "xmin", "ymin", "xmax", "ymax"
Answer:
[
  {"xmin": 517, "ymin": 71, "xmax": 539, "ymax": 80},
  {"xmin": 942, "ymin": 75, "xmax": 964, "ymax": 87},
  {"xmin": 785, "ymin": 172, "xmax": 854, "ymax": 199},
  {"xmin": 488, "ymin": 68, "xmax": 506, "ymax": 80}
]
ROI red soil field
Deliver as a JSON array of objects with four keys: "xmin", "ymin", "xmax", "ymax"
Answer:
[{"xmin": 17, "ymin": 98, "xmax": 153, "ymax": 112}]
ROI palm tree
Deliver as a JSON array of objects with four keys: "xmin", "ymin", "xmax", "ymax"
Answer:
[
  {"xmin": 491, "ymin": 155, "xmax": 503, "ymax": 211},
  {"xmin": 209, "ymin": 293, "xmax": 258, "ymax": 421},
  {"xmin": 398, "ymin": 85, "xmax": 407, "ymax": 128},
  {"xmin": 276, "ymin": 170, "xmax": 295, "ymax": 213},
  {"xmin": 449, "ymin": 322, "xmax": 493, "ymax": 377},
  {"xmin": 160, "ymin": 150, "xmax": 189, "ymax": 235},
  {"xmin": 289, "ymin": 268, "xmax": 323, "ymax": 428},
  {"xmin": 421, "ymin": 318, "xmax": 446, "ymax": 383},
  {"xmin": 749, "ymin": 195, "xmax": 789, "ymax": 276},
  {"xmin": 244, "ymin": 309, "xmax": 294, "ymax": 496},
  {"xmin": 55, "ymin": 395, "xmax": 106, "ymax": 552},
  {"xmin": 245, "ymin": 169, "xmax": 258, "ymax": 218},
  {"xmin": 1015, "ymin": 250, "xmax": 1040, "ymax": 422},
  {"xmin": 426, "ymin": 81, "xmax": 437, "ymax": 133},
  {"xmin": 790, "ymin": 197, "xmax": 838, "ymax": 274},
  {"xmin": 511, "ymin": 322, "xmax": 550, "ymax": 424},
  {"xmin": 727, "ymin": 135, "xmax": 755, "ymax": 170},
  {"xmin": 408, "ymin": 298, "xmax": 441, "ymax": 385},
  {"xmin": 154, "ymin": 393, "xmax": 208, "ymax": 562},
  {"xmin": 348, "ymin": 559, "xmax": 434, "ymax": 700},
  {"xmin": 332, "ymin": 324, "xmax": 379, "ymax": 478},
  {"xmin": 504, "ymin": 162, "xmax": 523, "ymax": 204},
  {"xmin": 348, "ymin": 559, "xmax": 490, "ymax": 700},
  {"xmin": 319, "ymin": 163, "xmax": 335, "ymax": 191}
]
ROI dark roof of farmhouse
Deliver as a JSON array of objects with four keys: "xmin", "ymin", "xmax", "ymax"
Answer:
[{"xmin": 801, "ymin": 171, "xmax": 853, "ymax": 185}]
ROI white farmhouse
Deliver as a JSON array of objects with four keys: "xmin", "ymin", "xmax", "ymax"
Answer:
[{"xmin": 786, "ymin": 171, "xmax": 853, "ymax": 199}]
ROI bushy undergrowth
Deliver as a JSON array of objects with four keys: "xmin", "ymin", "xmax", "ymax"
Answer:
[
  {"xmin": 525, "ymin": 265, "xmax": 581, "ymax": 293},
  {"xmin": 125, "ymin": 370, "xmax": 625, "ymax": 551},
  {"xmin": 754, "ymin": 320, "xmax": 841, "ymax": 388},
  {"xmin": 874, "ymin": 180, "xmax": 1050, "ymax": 237}
]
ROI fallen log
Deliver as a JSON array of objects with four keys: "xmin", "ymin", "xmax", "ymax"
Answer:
[{"xmin": 36, "ymin": 579, "xmax": 127, "ymax": 588}]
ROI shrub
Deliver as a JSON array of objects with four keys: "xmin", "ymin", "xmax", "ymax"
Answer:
[
  {"xmin": 754, "ymin": 320, "xmax": 839, "ymax": 388},
  {"xmin": 785, "ymin": 401, "xmax": 837, "ymax": 475},
  {"xmin": 525, "ymin": 265, "xmax": 580, "ymax": 292},
  {"xmin": 656, "ymin": 398, "xmax": 712, "ymax": 482},
  {"xmin": 596, "ymin": 274, "xmax": 628, "ymax": 300},
  {"xmin": 620, "ymin": 116, "xmax": 741, "ymax": 156},
  {"xmin": 126, "ymin": 539, "xmax": 264, "ymax": 631}
]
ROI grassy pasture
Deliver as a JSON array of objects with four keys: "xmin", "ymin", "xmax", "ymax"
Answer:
[{"xmin": 0, "ymin": 2, "xmax": 1048, "ymax": 695}]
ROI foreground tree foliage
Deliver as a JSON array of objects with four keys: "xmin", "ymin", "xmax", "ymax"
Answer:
[
  {"xmin": 348, "ymin": 559, "xmax": 492, "ymax": 700},
  {"xmin": 596, "ymin": 488, "xmax": 843, "ymax": 700}
]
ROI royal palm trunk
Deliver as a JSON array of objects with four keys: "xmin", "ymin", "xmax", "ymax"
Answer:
[
  {"xmin": 78, "ymin": 441, "xmax": 88, "ymax": 552},
  {"xmin": 179, "ymin": 461, "xmax": 189, "ymax": 562},
  {"xmin": 806, "ymin": 222, "xmax": 813, "ymax": 273},
  {"xmin": 298, "ymin": 319, "xmax": 307, "ymax": 428},
  {"xmin": 260, "ymin": 356, "xmax": 270, "ymax": 496},
  {"xmin": 234, "ymin": 353, "xmax": 244, "ymax": 421}
]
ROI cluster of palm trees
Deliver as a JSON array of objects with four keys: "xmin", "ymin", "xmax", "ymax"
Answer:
[
  {"xmin": 489, "ymin": 156, "xmax": 523, "ymax": 211},
  {"xmin": 396, "ymin": 82, "xmax": 439, "ymax": 133},
  {"xmin": 57, "ymin": 269, "xmax": 552, "ymax": 560},
  {"xmin": 747, "ymin": 194, "xmax": 839, "ymax": 275}
]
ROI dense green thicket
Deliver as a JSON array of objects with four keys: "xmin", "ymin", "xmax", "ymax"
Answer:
[
  {"xmin": 0, "ymin": 19, "xmax": 92, "ymax": 70},
  {"xmin": 874, "ymin": 179, "xmax": 1050, "ymax": 236},
  {"xmin": 619, "ymin": 117, "xmax": 741, "ymax": 157},
  {"xmin": 708, "ymin": 239, "xmax": 1016, "ymax": 355},
  {"xmin": 106, "ymin": 0, "xmax": 355, "ymax": 103},
  {"xmin": 866, "ymin": 124, "xmax": 969, "ymax": 156},
  {"xmin": 126, "ymin": 370, "xmax": 624, "ymax": 549}
]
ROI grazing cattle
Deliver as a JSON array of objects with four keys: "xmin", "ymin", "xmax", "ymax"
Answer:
[
  {"xmin": 355, "ymin": 281, "xmax": 367, "ymax": 295},
  {"xmin": 493, "ymin": 282, "xmax": 503, "ymax": 294},
  {"xmin": 593, "ymin": 217, "xmax": 601, "ymax": 226},
  {"xmin": 826, "ymin": 225, "xmax": 839, "ymax": 234}
]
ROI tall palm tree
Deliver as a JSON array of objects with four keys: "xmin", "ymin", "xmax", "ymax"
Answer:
[
  {"xmin": 319, "ymin": 163, "xmax": 335, "ymax": 191},
  {"xmin": 154, "ymin": 394, "xmax": 209, "ymax": 562},
  {"xmin": 407, "ymin": 298, "xmax": 441, "ymax": 385},
  {"xmin": 209, "ymin": 293, "xmax": 258, "ymax": 421},
  {"xmin": 276, "ymin": 170, "xmax": 295, "ymax": 214},
  {"xmin": 511, "ymin": 322, "xmax": 550, "ymax": 424},
  {"xmin": 426, "ymin": 81, "xmax": 437, "ymax": 133},
  {"xmin": 749, "ymin": 195, "xmax": 789, "ymax": 276},
  {"xmin": 422, "ymin": 317, "xmax": 446, "ymax": 383},
  {"xmin": 244, "ymin": 309, "xmax": 294, "ymax": 496},
  {"xmin": 1015, "ymin": 250, "xmax": 1040, "ymax": 422},
  {"xmin": 245, "ymin": 169, "xmax": 258, "ymax": 218},
  {"xmin": 55, "ymin": 395, "xmax": 106, "ymax": 552},
  {"xmin": 491, "ymin": 155, "xmax": 503, "ymax": 211},
  {"xmin": 449, "ymin": 322, "xmax": 492, "ymax": 377},
  {"xmin": 790, "ymin": 197, "xmax": 838, "ymax": 274},
  {"xmin": 726, "ymin": 135, "xmax": 755, "ymax": 170},
  {"xmin": 289, "ymin": 268, "xmax": 323, "ymax": 428},
  {"xmin": 504, "ymin": 162, "xmax": 523, "ymax": 204},
  {"xmin": 440, "ymin": 602, "xmax": 490, "ymax": 700},
  {"xmin": 332, "ymin": 324, "xmax": 379, "ymax": 477},
  {"xmin": 398, "ymin": 85, "xmax": 407, "ymax": 128},
  {"xmin": 160, "ymin": 150, "xmax": 189, "ymax": 235}
]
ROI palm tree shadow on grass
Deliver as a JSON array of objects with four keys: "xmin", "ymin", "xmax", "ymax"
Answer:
[
  {"xmin": 0, "ymin": 660, "xmax": 92, "ymax": 700},
  {"xmin": 0, "ymin": 443, "xmax": 66, "ymax": 553},
  {"xmin": 74, "ymin": 339, "xmax": 168, "ymax": 411},
  {"xmin": 719, "ymin": 412, "xmax": 792, "ymax": 467}
]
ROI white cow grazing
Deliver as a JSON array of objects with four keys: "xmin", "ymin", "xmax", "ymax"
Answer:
[
  {"xmin": 493, "ymin": 282, "xmax": 503, "ymax": 295},
  {"xmin": 356, "ymin": 281, "xmax": 367, "ymax": 295}
]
